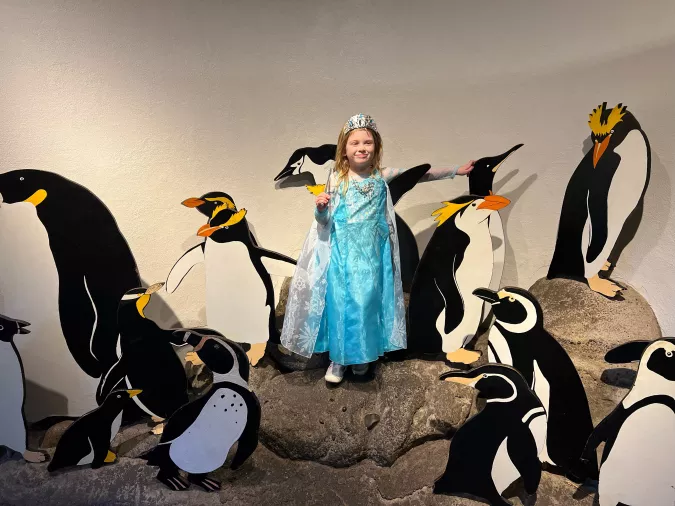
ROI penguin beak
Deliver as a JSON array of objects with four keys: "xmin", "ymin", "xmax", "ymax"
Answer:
[
  {"xmin": 440, "ymin": 371, "xmax": 480, "ymax": 388},
  {"xmin": 593, "ymin": 136, "xmax": 611, "ymax": 168},
  {"xmin": 490, "ymin": 144, "xmax": 524, "ymax": 173},
  {"xmin": 197, "ymin": 223, "xmax": 220, "ymax": 237},
  {"xmin": 182, "ymin": 198, "xmax": 205, "ymax": 208},
  {"xmin": 477, "ymin": 194, "xmax": 510, "ymax": 211},
  {"xmin": 144, "ymin": 282, "xmax": 165, "ymax": 295},
  {"xmin": 23, "ymin": 189, "xmax": 47, "ymax": 207},
  {"xmin": 473, "ymin": 288, "xmax": 501, "ymax": 305},
  {"xmin": 17, "ymin": 320, "xmax": 31, "ymax": 334},
  {"xmin": 126, "ymin": 389, "xmax": 142, "ymax": 398}
]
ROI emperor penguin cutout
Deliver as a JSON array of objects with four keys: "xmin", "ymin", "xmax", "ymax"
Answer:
[
  {"xmin": 435, "ymin": 364, "xmax": 546, "ymax": 505},
  {"xmin": 0, "ymin": 315, "xmax": 47, "ymax": 463},
  {"xmin": 0, "ymin": 170, "xmax": 141, "ymax": 379},
  {"xmin": 548, "ymin": 103, "xmax": 651, "ymax": 298},
  {"xmin": 473, "ymin": 286, "xmax": 597, "ymax": 482},
  {"xmin": 144, "ymin": 334, "xmax": 260, "ymax": 492},
  {"xmin": 407, "ymin": 194, "xmax": 510, "ymax": 363},
  {"xmin": 166, "ymin": 193, "xmax": 297, "ymax": 366},
  {"xmin": 581, "ymin": 338, "xmax": 675, "ymax": 506},
  {"xmin": 48, "ymin": 388, "xmax": 141, "ymax": 472}
]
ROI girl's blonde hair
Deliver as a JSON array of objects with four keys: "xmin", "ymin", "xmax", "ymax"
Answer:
[{"xmin": 333, "ymin": 127, "xmax": 384, "ymax": 194}]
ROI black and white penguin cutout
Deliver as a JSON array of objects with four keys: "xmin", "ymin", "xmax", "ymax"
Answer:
[
  {"xmin": 435, "ymin": 364, "xmax": 546, "ymax": 505},
  {"xmin": 274, "ymin": 144, "xmax": 337, "ymax": 189},
  {"xmin": 407, "ymin": 194, "xmax": 510, "ymax": 363},
  {"xmin": 581, "ymin": 338, "xmax": 675, "ymax": 506},
  {"xmin": 0, "ymin": 170, "xmax": 141, "ymax": 379},
  {"xmin": 473, "ymin": 286, "xmax": 597, "ymax": 481},
  {"xmin": 548, "ymin": 103, "xmax": 651, "ymax": 298},
  {"xmin": 145, "ymin": 334, "xmax": 260, "ymax": 492},
  {"xmin": 48, "ymin": 388, "xmax": 141, "ymax": 472},
  {"xmin": 0, "ymin": 315, "xmax": 46, "ymax": 463},
  {"xmin": 166, "ymin": 193, "xmax": 297, "ymax": 366}
]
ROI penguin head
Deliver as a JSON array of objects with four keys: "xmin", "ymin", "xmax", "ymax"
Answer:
[
  {"xmin": 100, "ymin": 388, "xmax": 142, "ymax": 413},
  {"xmin": 120, "ymin": 283, "xmax": 165, "ymax": 318},
  {"xmin": 432, "ymin": 194, "xmax": 510, "ymax": 232},
  {"xmin": 0, "ymin": 169, "xmax": 62, "ymax": 208},
  {"xmin": 468, "ymin": 144, "xmax": 523, "ymax": 196},
  {"xmin": 473, "ymin": 286, "xmax": 543, "ymax": 333},
  {"xmin": 194, "ymin": 199, "xmax": 249, "ymax": 242},
  {"xmin": 197, "ymin": 336, "xmax": 249, "ymax": 383},
  {"xmin": 0, "ymin": 315, "xmax": 30, "ymax": 343},
  {"xmin": 587, "ymin": 102, "xmax": 640, "ymax": 168},
  {"xmin": 274, "ymin": 144, "xmax": 337, "ymax": 182},
  {"xmin": 182, "ymin": 192, "xmax": 237, "ymax": 220},
  {"xmin": 440, "ymin": 364, "xmax": 528, "ymax": 403}
]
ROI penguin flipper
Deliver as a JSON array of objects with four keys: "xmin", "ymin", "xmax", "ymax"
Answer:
[
  {"xmin": 585, "ymin": 182, "xmax": 610, "ymax": 266},
  {"xmin": 230, "ymin": 390, "xmax": 261, "ymax": 470},
  {"xmin": 91, "ymin": 428, "xmax": 113, "ymax": 469},
  {"xmin": 507, "ymin": 430, "xmax": 541, "ymax": 496},
  {"xmin": 386, "ymin": 164, "xmax": 431, "ymax": 205},
  {"xmin": 96, "ymin": 356, "xmax": 126, "ymax": 404},
  {"xmin": 166, "ymin": 244, "xmax": 205, "ymax": 293},
  {"xmin": 436, "ymin": 254, "xmax": 466, "ymax": 335},
  {"xmin": 259, "ymin": 248, "xmax": 297, "ymax": 278}
]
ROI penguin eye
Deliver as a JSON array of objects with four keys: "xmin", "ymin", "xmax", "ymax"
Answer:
[
  {"xmin": 0, "ymin": 325, "xmax": 4, "ymax": 331},
  {"xmin": 19, "ymin": 177, "xmax": 24, "ymax": 181},
  {"xmin": 610, "ymin": 129, "xmax": 614, "ymax": 134},
  {"xmin": 666, "ymin": 351, "xmax": 673, "ymax": 358},
  {"xmin": 482, "ymin": 374, "xmax": 488, "ymax": 379},
  {"xmin": 486, "ymin": 164, "xmax": 490, "ymax": 168},
  {"xmin": 472, "ymin": 203, "xmax": 477, "ymax": 207},
  {"xmin": 214, "ymin": 344, "xmax": 220, "ymax": 349},
  {"xmin": 116, "ymin": 394, "xmax": 121, "ymax": 398},
  {"xmin": 508, "ymin": 296, "xmax": 515, "ymax": 302}
]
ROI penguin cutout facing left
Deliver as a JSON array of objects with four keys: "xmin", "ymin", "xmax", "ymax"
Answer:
[
  {"xmin": 145, "ymin": 333, "xmax": 260, "ymax": 492},
  {"xmin": 274, "ymin": 144, "xmax": 337, "ymax": 185},
  {"xmin": 407, "ymin": 194, "xmax": 510, "ymax": 363},
  {"xmin": 0, "ymin": 314, "xmax": 47, "ymax": 463},
  {"xmin": 435, "ymin": 364, "xmax": 546, "ymax": 506},
  {"xmin": 473, "ymin": 286, "xmax": 597, "ymax": 482},
  {"xmin": 581, "ymin": 338, "xmax": 675, "ymax": 506},
  {"xmin": 48, "ymin": 388, "xmax": 141, "ymax": 472}
]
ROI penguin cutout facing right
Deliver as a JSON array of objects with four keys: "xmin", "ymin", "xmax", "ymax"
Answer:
[
  {"xmin": 473, "ymin": 286, "xmax": 597, "ymax": 482},
  {"xmin": 48, "ymin": 388, "xmax": 141, "ymax": 472},
  {"xmin": 407, "ymin": 194, "xmax": 510, "ymax": 363},
  {"xmin": 581, "ymin": 338, "xmax": 675, "ymax": 506},
  {"xmin": 435, "ymin": 364, "xmax": 546, "ymax": 506},
  {"xmin": 145, "ymin": 333, "xmax": 260, "ymax": 492}
]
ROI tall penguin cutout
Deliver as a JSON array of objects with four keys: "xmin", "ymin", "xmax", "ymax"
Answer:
[
  {"xmin": 435, "ymin": 364, "xmax": 546, "ymax": 505},
  {"xmin": 0, "ymin": 170, "xmax": 141, "ymax": 379},
  {"xmin": 145, "ymin": 334, "xmax": 260, "ymax": 492},
  {"xmin": 581, "ymin": 338, "xmax": 675, "ymax": 506},
  {"xmin": 473, "ymin": 286, "xmax": 597, "ymax": 482},
  {"xmin": 0, "ymin": 315, "xmax": 47, "ymax": 463},
  {"xmin": 407, "ymin": 194, "xmax": 510, "ymax": 363},
  {"xmin": 548, "ymin": 103, "xmax": 651, "ymax": 298},
  {"xmin": 166, "ymin": 193, "xmax": 297, "ymax": 366}
]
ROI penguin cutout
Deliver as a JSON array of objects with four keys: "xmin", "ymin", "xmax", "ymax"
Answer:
[
  {"xmin": 548, "ymin": 103, "xmax": 651, "ymax": 298},
  {"xmin": 0, "ymin": 170, "xmax": 141, "ymax": 379},
  {"xmin": 407, "ymin": 194, "xmax": 510, "ymax": 363},
  {"xmin": 274, "ymin": 144, "xmax": 337, "ymax": 187},
  {"xmin": 47, "ymin": 388, "xmax": 141, "ymax": 472},
  {"xmin": 581, "ymin": 338, "xmax": 675, "ymax": 506},
  {"xmin": 473, "ymin": 286, "xmax": 597, "ymax": 482},
  {"xmin": 145, "ymin": 333, "xmax": 260, "ymax": 492},
  {"xmin": 166, "ymin": 192, "xmax": 297, "ymax": 366},
  {"xmin": 0, "ymin": 315, "xmax": 47, "ymax": 463},
  {"xmin": 435, "ymin": 364, "xmax": 546, "ymax": 505}
]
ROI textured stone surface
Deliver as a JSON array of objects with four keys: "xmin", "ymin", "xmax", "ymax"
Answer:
[{"xmin": 40, "ymin": 421, "xmax": 73, "ymax": 449}]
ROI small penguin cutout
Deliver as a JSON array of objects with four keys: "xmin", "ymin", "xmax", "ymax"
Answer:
[
  {"xmin": 581, "ymin": 338, "xmax": 675, "ymax": 506},
  {"xmin": 548, "ymin": 103, "xmax": 651, "ymax": 299},
  {"xmin": 474, "ymin": 286, "xmax": 597, "ymax": 482},
  {"xmin": 407, "ymin": 194, "xmax": 510, "ymax": 362},
  {"xmin": 48, "ymin": 388, "xmax": 141, "ymax": 472},
  {"xmin": 166, "ymin": 192, "xmax": 297, "ymax": 366},
  {"xmin": 435, "ymin": 364, "xmax": 546, "ymax": 505},
  {"xmin": 0, "ymin": 315, "xmax": 47, "ymax": 463},
  {"xmin": 145, "ymin": 333, "xmax": 260, "ymax": 492}
]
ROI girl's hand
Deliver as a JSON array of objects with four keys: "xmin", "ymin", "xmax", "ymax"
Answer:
[
  {"xmin": 457, "ymin": 160, "xmax": 475, "ymax": 176},
  {"xmin": 316, "ymin": 192, "xmax": 331, "ymax": 211}
]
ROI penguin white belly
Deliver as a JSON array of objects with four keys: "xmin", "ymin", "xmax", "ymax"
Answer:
[
  {"xmin": 77, "ymin": 438, "xmax": 94, "ymax": 465},
  {"xmin": 0, "ymin": 343, "xmax": 27, "ymax": 453},
  {"xmin": 599, "ymin": 405, "xmax": 675, "ymax": 506},
  {"xmin": 169, "ymin": 388, "xmax": 248, "ymax": 474},
  {"xmin": 205, "ymin": 242, "xmax": 269, "ymax": 344},
  {"xmin": 532, "ymin": 360, "xmax": 554, "ymax": 466},
  {"xmin": 487, "ymin": 326, "xmax": 512, "ymax": 365},
  {"xmin": 491, "ymin": 436, "xmax": 519, "ymax": 495},
  {"xmin": 76, "ymin": 411, "xmax": 121, "ymax": 466}
]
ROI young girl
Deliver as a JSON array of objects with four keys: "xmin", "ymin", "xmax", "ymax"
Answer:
[{"xmin": 281, "ymin": 114, "xmax": 474, "ymax": 383}]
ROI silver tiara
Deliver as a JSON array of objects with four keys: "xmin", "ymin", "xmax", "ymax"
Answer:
[{"xmin": 343, "ymin": 114, "xmax": 378, "ymax": 134}]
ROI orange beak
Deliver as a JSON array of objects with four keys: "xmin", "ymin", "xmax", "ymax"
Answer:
[
  {"xmin": 477, "ymin": 194, "xmax": 510, "ymax": 211},
  {"xmin": 593, "ymin": 136, "xmax": 611, "ymax": 168},
  {"xmin": 182, "ymin": 198, "xmax": 205, "ymax": 208},
  {"xmin": 197, "ymin": 223, "xmax": 220, "ymax": 237}
]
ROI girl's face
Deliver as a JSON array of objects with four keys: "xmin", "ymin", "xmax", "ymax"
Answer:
[{"xmin": 344, "ymin": 129, "xmax": 375, "ymax": 171}]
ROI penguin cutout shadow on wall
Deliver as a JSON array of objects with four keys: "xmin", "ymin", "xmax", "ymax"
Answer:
[
  {"xmin": 407, "ymin": 194, "xmax": 510, "ymax": 363},
  {"xmin": 166, "ymin": 192, "xmax": 297, "ymax": 366},
  {"xmin": 581, "ymin": 338, "xmax": 675, "ymax": 506},
  {"xmin": 435, "ymin": 364, "xmax": 546, "ymax": 506},
  {"xmin": 473, "ymin": 286, "xmax": 597, "ymax": 482},
  {"xmin": 547, "ymin": 103, "xmax": 651, "ymax": 299},
  {"xmin": 144, "ymin": 333, "xmax": 260, "ymax": 492},
  {"xmin": 47, "ymin": 388, "xmax": 142, "ymax": 472},
  {"xmin": 0, "ymin": 170, "xmax": 141, "ymax": 381},
  {"xmin": 0, "ymin": 315, "xmax": 47, "ymax": 463}
]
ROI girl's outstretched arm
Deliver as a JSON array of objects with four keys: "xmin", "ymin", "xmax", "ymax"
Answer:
[{"xmin": 381, "ymin": 161, "xmax": 474, "ymax": 183}]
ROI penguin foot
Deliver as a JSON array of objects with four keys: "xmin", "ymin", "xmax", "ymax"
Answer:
[
  {"xmin": 151, "ymin": 416, "xmax": 165, "ymax": 423},
  {"xmin": 587, "ymin": 274, "xmax": 622, "ymax": 298},
  {"xmin": 247, "ymin": 342, "xmax": 267, "ymax": 366},
  {"xmin": 445, "ymin": 348, "xmax": 482, "ymax": 365},
  {"xmin": 152, "ymin": 423, "xmax": 165, "ymax": 435},
  {"xmin": 104, "ymin": 451, "xmax": 117, "ymax": 463},
  {"xmin": 601, "ymin": 261, "xmax": 612, "ymax": 272},
  {"xmin": 185, "ymin": 351, "xmax": 204, "ymax": 366},
  {"xmin": 157, "ymin": 470, "xmax": 190, "ymax": 491},
  {"xmin": 188, "ymin": 474, "xmax": 221, "ymax": 492},
  {"xmin": 23, "ymin": 450, "xmax": 48, "ymax": 463}
]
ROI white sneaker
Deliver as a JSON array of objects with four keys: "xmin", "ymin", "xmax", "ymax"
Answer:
[
  {"xmin": 351, "ymin": 364, "xmax": 369, "ymax": 376},
  {"xmin": 325, "ymin": 362, "xmax": 346, "ymax": 383}
]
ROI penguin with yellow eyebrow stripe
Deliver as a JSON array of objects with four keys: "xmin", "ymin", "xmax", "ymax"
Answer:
[{"xmin": 167, "ymin": 194, "xmax": 297, "ymax": 366}]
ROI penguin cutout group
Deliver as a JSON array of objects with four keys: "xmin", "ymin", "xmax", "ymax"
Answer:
[
  {"xmin": 0, "ymin": 170, "xmax": 141, "ymax": 380},
  {"xmin": 407, "ymin": 194, "xmax": 510, "ymax": 363},
  {"xmin": 0, "ymin": 314, "xmax": 46, "ymax": 463},
  {"xmin": 145, "ymin": 333, "xmax": 260, "ymax": 492},
  {"xmin": 435, "ymin": 364, "xmax": 546, "ymax": 506},
  {"xmin": 48, "ymin": 388, "xmax": 141, "ymax": 472},
  {"xmin": 166, "ymin": 192, "xmax": 297, "ymax": 366},
  {"xmin": 582, "ymin": 338, "xmax": 675, "ymax": 506},
  {"xmin": 474, "ymin": 286, "xmax": 597, "ymax": 482},
  {"xmin": 548, "ymin": 103, "xmax": 651, "ymax": 298}
]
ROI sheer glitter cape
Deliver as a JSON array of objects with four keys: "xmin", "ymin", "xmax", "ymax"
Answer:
[{"xmin": 280, "ymin": 169, "xmax": 406, "ymax": 358}]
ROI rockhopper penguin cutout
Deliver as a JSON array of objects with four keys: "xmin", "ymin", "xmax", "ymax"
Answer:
[{"xmin": 548, "ymin": 103, "xmax": 650, "ymax": 298}]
